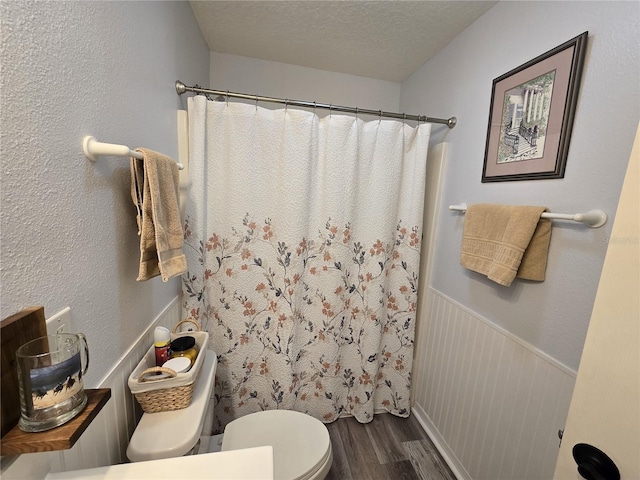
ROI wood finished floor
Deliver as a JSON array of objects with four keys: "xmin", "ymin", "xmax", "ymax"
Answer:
[{"xmin": 325, "ymin": 413, "xmax": 456, "ymax": 480}]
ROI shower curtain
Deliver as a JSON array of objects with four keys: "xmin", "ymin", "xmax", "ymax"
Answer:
[{"xmin": 183, "ymin": 95, "xmax": 430, "ymax": 432}]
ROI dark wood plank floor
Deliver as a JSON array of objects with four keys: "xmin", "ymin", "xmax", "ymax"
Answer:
[{"xmin": 325, "ymin": 413, "xmax": 456, "ymax": 480}]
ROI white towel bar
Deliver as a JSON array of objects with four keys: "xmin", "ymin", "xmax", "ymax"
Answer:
[
  {"xmin": 449, "ymin": 203, "xmax": 607, "ymax": 228},
  {"xmin": 83, "ymin": 136, "xmax": 184, "ymax": 170}
]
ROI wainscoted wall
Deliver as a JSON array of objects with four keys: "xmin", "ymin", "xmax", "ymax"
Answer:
[
  {"xmin": 412, "ymin": 288, "xmax": 576, "ymax": 479},
  {"xmin": 2, "ymin": 298, "xmax": 181, "ymax": 479}
]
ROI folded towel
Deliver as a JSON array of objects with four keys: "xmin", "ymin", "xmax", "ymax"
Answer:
[
  {"xmin": 130, "ymin": 149, "xmax": 187, "ymax": 282},
  {"xmin": 460, "ymin": 204, "xmax": 551, "ymax": 286}
]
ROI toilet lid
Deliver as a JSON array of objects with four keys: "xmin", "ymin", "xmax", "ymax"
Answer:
[{"xmin": 221, "ymin": 410, "xmax": 331, "ymax": 480}]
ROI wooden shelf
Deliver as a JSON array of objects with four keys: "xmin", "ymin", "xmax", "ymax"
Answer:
[{"xmin": 0, "ymin": 389, "xmax": 111, "ymax": 456}]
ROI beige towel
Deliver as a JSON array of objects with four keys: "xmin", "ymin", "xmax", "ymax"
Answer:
[
  {"xmin": 130, "ymin": 149, "xmax": 187, "ymax": 282},
  {"xmin": 460, "ymin": 204, "xmax": 551, "ymax": 286}
]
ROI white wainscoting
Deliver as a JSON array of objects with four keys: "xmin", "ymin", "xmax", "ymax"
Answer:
[
  {"xmin": 412, "ymin": 288, "xmax": 576, "ymax": 480},
  {"xmin": 2, "ymin": 297, "xmax": 181, "ymax": 479}
]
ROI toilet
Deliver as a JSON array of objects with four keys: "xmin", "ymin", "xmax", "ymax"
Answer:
[{"xmin": 127, "ymin": 349, "xmax": 333, "ymax": 480}]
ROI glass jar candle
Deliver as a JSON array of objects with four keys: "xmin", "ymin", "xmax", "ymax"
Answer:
[{"xmin": 170, "ymin": 336, "xmax": 198, "ymax": 366}]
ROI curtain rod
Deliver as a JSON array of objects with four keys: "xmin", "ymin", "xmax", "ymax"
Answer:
[{"xmin": 175, "ymin": 80, "xmax": 457, "ymax": 128}]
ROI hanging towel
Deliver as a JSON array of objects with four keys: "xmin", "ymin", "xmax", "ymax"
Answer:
[
  {"xmin": 460, "ymin": 204, "xmax": 551, "ymax": 286},
  {"xmin": 130, "ymin": 148, "xmax": 187, "ymax": 282}
]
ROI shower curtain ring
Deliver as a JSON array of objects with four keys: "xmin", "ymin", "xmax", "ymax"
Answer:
[
  {"xmin": 355, "ymin": 107, "xmax": 359, "ymax": 120},
  {"xmin": 226, "ymin": 91, "xmax": 229, "ymax": 106}
]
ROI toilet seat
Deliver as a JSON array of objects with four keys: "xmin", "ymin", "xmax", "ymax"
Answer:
[{"xmin": 221, "ymin": 410, "xmax": 333, "ymax": 480}]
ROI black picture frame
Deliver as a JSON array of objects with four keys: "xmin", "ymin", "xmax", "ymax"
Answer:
[{"xmin": 482, "ymin": 32, "xmax": 588, "ymax": 182}]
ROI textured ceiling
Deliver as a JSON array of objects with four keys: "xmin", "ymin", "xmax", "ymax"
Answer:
[{"xmin": 189, "ymin": 1, "xmax": 497, "ymax": 82}]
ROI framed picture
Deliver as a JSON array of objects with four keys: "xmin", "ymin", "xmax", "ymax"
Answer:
[{"xmin": 482, "ymin": 32, "xmax": 588, "ymax": 182}]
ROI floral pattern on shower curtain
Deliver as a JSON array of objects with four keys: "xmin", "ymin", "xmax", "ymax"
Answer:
[{"xmin": 183, "ymin": 96, "xmax": 430, "ymax": 432}]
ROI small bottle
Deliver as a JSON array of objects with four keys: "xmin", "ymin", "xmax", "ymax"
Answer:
[{"xmin": 154, "ymin": 326, "xmax": 172, "ymax": 367}]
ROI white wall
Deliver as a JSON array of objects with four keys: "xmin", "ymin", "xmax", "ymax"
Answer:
[
  {"xmin": 0, "ymin": 1, "xmax": 209, "ymax": 387},
  {"xmin": 555, "ymin": 125, "xmax": 639, "ymax": 480},
  {"xmin": 210, "ymin": 52, "xmax": 402, "ymax": 114},
  {"xmin": 401, "ymin": 1, "xmax": 640, "ymax": 371}
]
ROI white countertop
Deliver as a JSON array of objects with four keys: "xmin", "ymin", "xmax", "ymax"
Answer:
[{"xmin": 45, "ymin": 446, "xmax": 274, "ymax": 479}]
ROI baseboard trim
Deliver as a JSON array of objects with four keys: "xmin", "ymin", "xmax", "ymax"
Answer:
[{"xmin": 412, "ymin": 403, "xmax": 471, "ymax": 480}]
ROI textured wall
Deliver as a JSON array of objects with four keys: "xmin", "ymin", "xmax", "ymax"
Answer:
[
  {"xmin": 0, "ymin": 1, "xmax": 209, "ymax": 387},
  {"xmin": 401, "ymin": 1, "xmax": 640, "ymax": 370},
  {"xmin": 210, "ymin": 52, "xmax": 402, "ymax": 114}
]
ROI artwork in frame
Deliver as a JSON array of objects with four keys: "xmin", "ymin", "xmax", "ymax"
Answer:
[{"xmin": 482, "ymin": 32, "xmax": 588, "ymax": 182}]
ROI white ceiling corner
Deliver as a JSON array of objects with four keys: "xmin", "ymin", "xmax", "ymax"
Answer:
[{"xmin": 189, "ymin": 1, "xmax": 497, "ymax": 83}]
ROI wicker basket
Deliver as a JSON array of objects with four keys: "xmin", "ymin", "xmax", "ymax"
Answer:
[{"xmin": 128, "ymin": 319, "xmax": 209, "ymax": 413}]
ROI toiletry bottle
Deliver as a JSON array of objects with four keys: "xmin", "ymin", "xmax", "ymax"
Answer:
[{"xmin": 154, "ymin": 326, "xmax": 172, "ymax": 367}]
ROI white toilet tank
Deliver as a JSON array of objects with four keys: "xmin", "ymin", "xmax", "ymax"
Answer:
[
  {"xmin": 127, "ymin": 350, "xmax": 218, "ymax": 461},
  {"xmin": 127, "ymin": 349, "xmax": 332, "ymax": 480}
]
